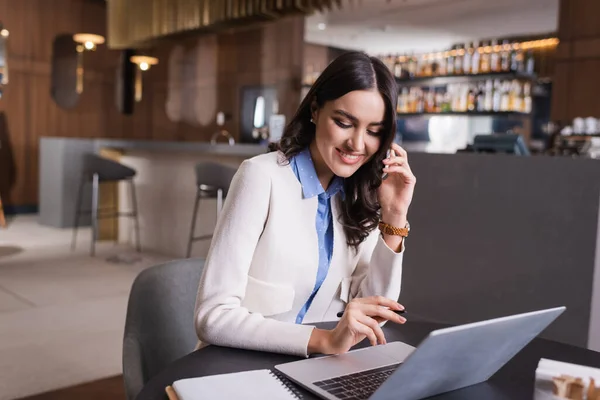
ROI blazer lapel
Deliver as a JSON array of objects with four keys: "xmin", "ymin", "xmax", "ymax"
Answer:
[{"xmin": 303, "ymin": 194, "xmax": 354, "ymax": 322}]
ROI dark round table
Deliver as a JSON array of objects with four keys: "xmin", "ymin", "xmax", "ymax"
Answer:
[{"xmin": 136, "ymin": 320, "xmax": 600, "ymax": 400}]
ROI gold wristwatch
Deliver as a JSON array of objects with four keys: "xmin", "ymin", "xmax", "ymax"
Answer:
[{"xmin": 378, "ymin": 221, "xmax": 410, "ymax": 237}]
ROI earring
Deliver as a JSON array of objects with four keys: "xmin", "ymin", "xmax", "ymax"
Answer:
[{"xmin": 310, "ymin": 118, "xmax": 315, "ymax": 124}]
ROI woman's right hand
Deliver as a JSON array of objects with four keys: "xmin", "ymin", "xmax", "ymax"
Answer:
[{"xmin": 308, "ymin": 296, "xmax": 406, "ymax": 355}]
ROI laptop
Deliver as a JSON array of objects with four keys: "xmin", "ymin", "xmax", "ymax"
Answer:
[{"xmin": 275, "ymin": 306, "xmax": 565, "ymax": 400}]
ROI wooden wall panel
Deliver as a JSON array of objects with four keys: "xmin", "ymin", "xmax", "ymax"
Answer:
[
  {"xmin": 551, "ymin": 62, "xmax": 570, "ymax": 123},
  {"xmin": 552, "ymin": 0, "xmax": 600, "ymax": 122},
  {"xmin": 569, "ymin": 60, "xmax": 600, "ymax": 117},
  {"xmin": 0, "ymin": 0, "xmax": 304, "ymax": 208},
  {"xmin": 568, "ymin": 0, "xmax": 600, "ymax": 39}
]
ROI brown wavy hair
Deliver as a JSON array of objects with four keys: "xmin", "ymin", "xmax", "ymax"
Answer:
[{"xmin": 269, "ymin": 51, "xmax": 398, "ymax": 251}]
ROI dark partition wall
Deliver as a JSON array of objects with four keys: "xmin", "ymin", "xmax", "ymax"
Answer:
[{"xmin": 402, "ymin": 153, "xmax": 600, "ymax": 349}]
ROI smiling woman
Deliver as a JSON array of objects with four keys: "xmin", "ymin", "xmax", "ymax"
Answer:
[
  {"xmin": 271, "ymin": 51, "xmax": 411, "ymax": 249},
  {"xmin": 195, "ymin": 51, "xmax": 416, "ymax": 359}
]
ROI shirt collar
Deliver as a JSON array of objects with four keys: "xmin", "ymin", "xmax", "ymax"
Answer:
[{"xmin": 293, "ymin": 147, "xmax": 345, "ymax": 199}]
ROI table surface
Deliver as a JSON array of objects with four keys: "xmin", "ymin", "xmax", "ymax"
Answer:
[{"xmin": 136, "ymin": 320, "xmax": 600, "ymax": 400}]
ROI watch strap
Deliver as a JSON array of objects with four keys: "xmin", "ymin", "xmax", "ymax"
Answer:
[{"xmin": 378, "ymin": 221, "xmax": 409, "ymax": 237}]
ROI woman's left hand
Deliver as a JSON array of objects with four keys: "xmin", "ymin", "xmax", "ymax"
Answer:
[{"xmin": 377, "ymin": 143, "xmax": 416, "ymax": 222}]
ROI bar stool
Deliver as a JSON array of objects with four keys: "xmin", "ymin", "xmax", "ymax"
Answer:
[
  {"xmin": 186, "ymin": 162, "xmax": 237, "ymax": 258},
  {"xmin": 71, "ymin": 154, "xmax": 141, "ymax": 256}
]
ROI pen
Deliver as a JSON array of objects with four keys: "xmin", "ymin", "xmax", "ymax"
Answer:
[
  {"xmin": 165, "ymin": 385, "xmax": 179, "ymax": 400},
  {"xmin": 336, "ymin": 309, "xmax": 406, "ymax": 318}
]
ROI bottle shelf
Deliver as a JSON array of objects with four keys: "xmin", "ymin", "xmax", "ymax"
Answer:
[
  {"xmin": 395, "ymin": 72, "xmax": 537, "ymax": 87},
  {"xmin": 396, "ymin": 111, "xmax": 531, "ymax": 118}
]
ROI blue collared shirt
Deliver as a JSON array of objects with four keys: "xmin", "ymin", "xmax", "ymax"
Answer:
[{"xmin": 290, "ymin": 148, "xmax": 344, "ymax": 324}]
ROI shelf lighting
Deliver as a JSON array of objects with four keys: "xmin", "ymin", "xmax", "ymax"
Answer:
[{"xmin": 408, "ymin": 37, "xmax": 559, "ymax": 63}]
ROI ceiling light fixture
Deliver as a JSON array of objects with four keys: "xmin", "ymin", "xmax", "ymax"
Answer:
[
  {"xmin": 130, "ymin": 55, "xmax": 159, "ymax": 102},
  {"xmin": 72, "ymin": 33, "xmax": 105, "ymax": 94},
  {"xmin": 318, "ymin": 23, "xmax": 327, "ymax": 30},
  {"xmin": 73, "ymin": 33, "xmax": 105, "ymax": 51}
]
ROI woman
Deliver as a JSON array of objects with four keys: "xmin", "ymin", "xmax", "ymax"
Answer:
[{"xmin": 194, "ymin": 51, "xmax": 416, "ymax": 357}]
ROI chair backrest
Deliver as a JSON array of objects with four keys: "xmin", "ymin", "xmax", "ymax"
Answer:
[
  {"xmin": 83, "ymin": 153, "xmax": 136, "ymax": 182},
  {"xmin": 194, "ymin": 162, "xmax": 238, "ymax": 196},
  {"xmin": 122, "ymin": 258, "xmax": 205, "ymax": 400}
]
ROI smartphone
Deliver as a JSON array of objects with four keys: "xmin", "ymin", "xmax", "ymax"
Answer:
[{"xmin": 382, "ymin": 148, "xmax": 392, "ymax": 180}]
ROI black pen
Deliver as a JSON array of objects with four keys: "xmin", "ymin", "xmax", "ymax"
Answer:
[{"xmin": 336, "ymin": 309, "xmax": 406, "ymax": 318}]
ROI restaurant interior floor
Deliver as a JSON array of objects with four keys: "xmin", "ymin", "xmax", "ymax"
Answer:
[{"xmin": 0, "ymin": 215, "xmax": 172, "ymax": 400}]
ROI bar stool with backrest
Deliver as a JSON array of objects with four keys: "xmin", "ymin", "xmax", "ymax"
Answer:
[
  {"xmin": 71, "ymin": 153, "xmax": 141, "ymax": 256},
  {"xmin": 186, "ymin": 162, "xmax": 238, "ymax": 258}
]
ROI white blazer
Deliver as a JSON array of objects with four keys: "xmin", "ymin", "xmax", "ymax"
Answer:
[{"xmin": 194, "ymin": 151, "xmax": 404, "ymax": 357}]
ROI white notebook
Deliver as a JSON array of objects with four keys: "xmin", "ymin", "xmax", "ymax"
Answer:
[{"xmin": 172, "ymin": 369, "xmax": 302, "ymax": 400}]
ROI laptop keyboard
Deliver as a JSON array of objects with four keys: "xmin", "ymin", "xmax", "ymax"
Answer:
[{"xmin": 313, "ymin": 363, "xmax": 401, "ymax": 400}]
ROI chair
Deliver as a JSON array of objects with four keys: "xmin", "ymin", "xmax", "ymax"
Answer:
[
  {"xmin": 186, "ymin": 162, "xmax": 237, "ymax": 258},
  {"xmin": 122, "ymin": 258, "xmax": 205, "ymax": 400},
  {"xmin": 71, "ymin": 154, "xmax": 141, "ymax": 256}
]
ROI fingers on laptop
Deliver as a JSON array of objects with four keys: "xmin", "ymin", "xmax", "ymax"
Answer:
[
  {"xmin": 343, "ymin": 297, "xmax": 406, "ymax": 346},
  {"xmin": 356, "ymin": 314, "xmax": 387, "ymax": 345}
]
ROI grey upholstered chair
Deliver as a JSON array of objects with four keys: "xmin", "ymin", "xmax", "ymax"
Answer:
[
  {"xmin": 122, "ymin": 258, "xmax": 205, "ymax": 400},
  {"xmin": 71, "ymin": 153, "xmax": 141, "ymax": 256},
  {"xmin": 186, "ymin": 162, "xmax": 238, "ymax": 258}
]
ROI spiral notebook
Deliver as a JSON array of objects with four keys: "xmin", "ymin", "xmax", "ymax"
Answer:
[{"xmin": 171, "ymin": 369, "xmax": 303, "ymax": 400}]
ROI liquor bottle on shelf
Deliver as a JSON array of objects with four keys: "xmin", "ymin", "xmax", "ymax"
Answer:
[
  {"xmin": 500, "ymin": 81, "xmax": 510, "ymax": 111},
  {"xmin": 484, "ymin": 79, "xmax": 493, "ymax": 111},
  {"xmin": 441, "ymin": 91, "xmax": 451, "ymax": 112},
  {"xmin": 471, "ymin": 41, "xmax": 481, "ymax": 75},
  {"xmin": 523, "ymin": 82, "xmax": 532, "ymax": 113},
  {"xmin": 476, "ymin": 83, "xmax": 485, "ymax": 112},
  {"xmin": 492, "ymin": 80, "xmax": 502, "ymax": 111},
  {"xmin": 399, "ymin": 87, "xmax": 409, "ymax": 113},
  {"xmin": 454, "ymin": 45, "xmax": 464, "ymax": 75},
  {"xmin": 386, "ymin": 55, "xmax": 396, "ymax": 73},
  {"xmin": 415, "ymin": 55, "xmax": 424, "ymax": 77},
  {"xmin": 467, "ymin": 85, "xmax": 476, "ymax": 111},
  {"xmin": 438, "ymin": 52, "xmax": 447, "ymax": 75},
  {"xmin": 416, "ymin": 88, "xmax": 425, "ymax": 113},
  {"xmin": 480, "ymin": 41, "xmax": 491, "ymax": 74},
  {"xmin": 500, "ymin": 40, "xmax": 511, "ymax": 72},
  {"xmin": 446, "ymin": 47, "xmax": 455, "ymax": 75},
  {"xmin": 421, "ymin": 54, "xmax": 432, "ymax": 77},
  {"xmin": 425, "ymin": 88, "xmax": 434, "ymax": 113},
  {"xmin": 393, "ymin": 56, "xmax": 403, "ymax": 78},
  {"xmin": 511, "ymin": 80, "xmax": 523, "ymax": 112},
  {"xmin": 525, "ymin": 51, "xmax": 535, "ymax": 75},
  {"xmin": 490, "ymin": 39, "xmax": 500, "ymax": 72},
  {"xmin": 435, "ymin": 90, "xmax": 444, "ymax": 112},
  {"xmin": 462, "ymin": 84, "xmax": 469, "ymax": 112},
  {"xmin": 407, "ymin": 54, "xmax": 418, "ymax": 78},
  {"xmin": 463, "ymin": 42, "xmax": 473, "ymax": 74},
  {"xmin": 510, "ymin": 44, "xmax": 525, "ymax": 72},
  {"xmin": 391, "ymin": 55, "xmax": 399, "ymax": 72}
]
